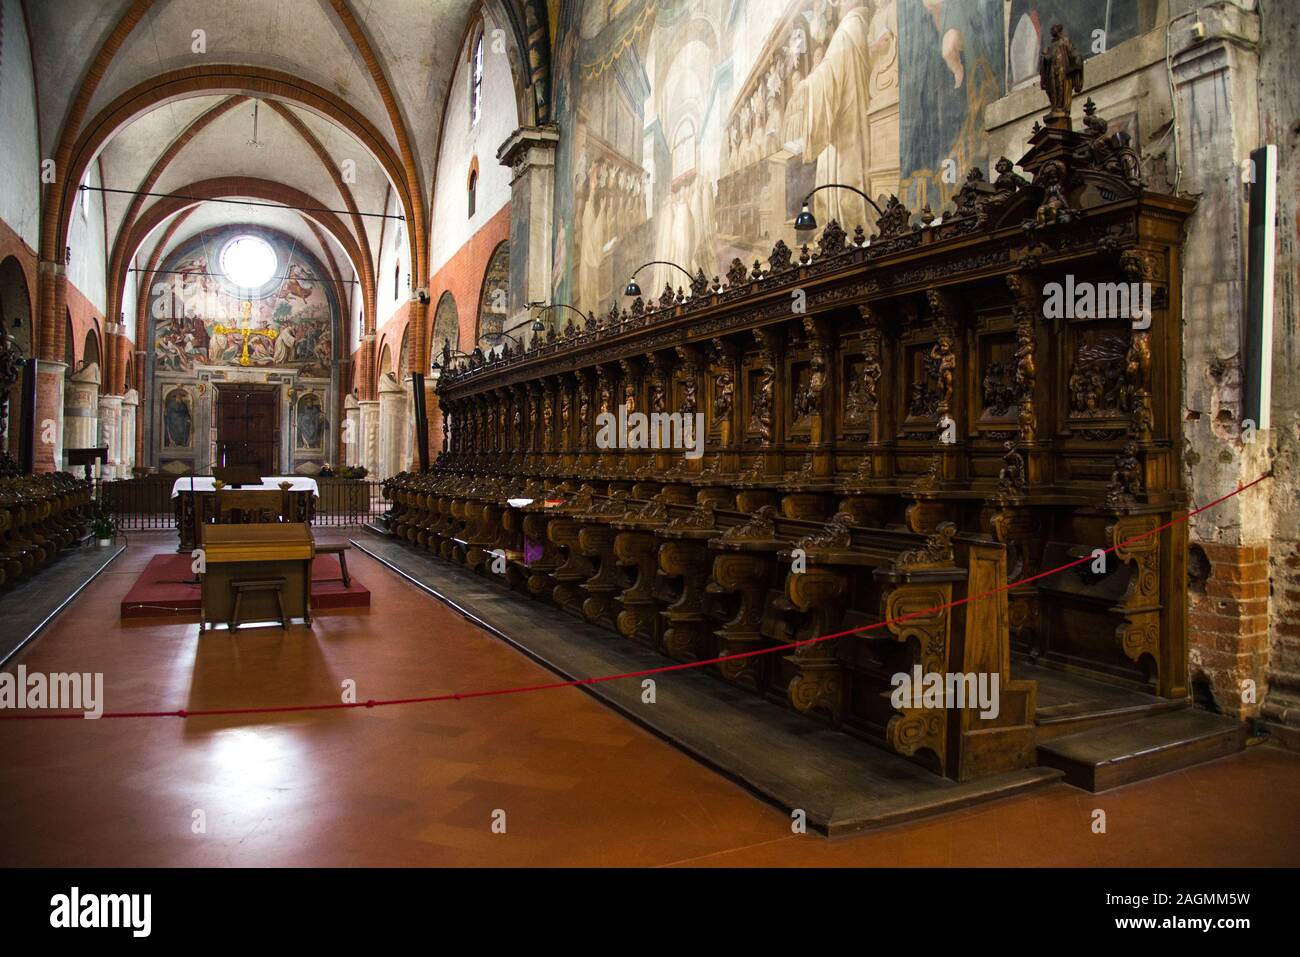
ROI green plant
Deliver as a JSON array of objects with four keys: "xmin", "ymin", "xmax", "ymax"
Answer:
[
  {"xmin": 87, "ymin": 497, "xmax": 117, "ymax": 539},
  {"xmin": 339, "ymin": 465, "xmax": 368, "ymax": 480}
]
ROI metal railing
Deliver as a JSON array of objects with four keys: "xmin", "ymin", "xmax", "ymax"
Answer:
[{"xmin": 92, "ymin": 477, "xmax": 387, "ymax": 531}]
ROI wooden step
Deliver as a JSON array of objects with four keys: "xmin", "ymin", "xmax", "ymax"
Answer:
[
  {"xmin": 1036, "ymin": 709, "xmax": 1246, "ymax": 792},
  {"xmin": 1019, "ymin": 660, "xmax": 1186, "ymax": 741}
]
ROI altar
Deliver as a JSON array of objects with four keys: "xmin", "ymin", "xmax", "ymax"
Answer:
[{"xmin": 172, "ymin": 476, "xmax": 319, "ymax": 552}]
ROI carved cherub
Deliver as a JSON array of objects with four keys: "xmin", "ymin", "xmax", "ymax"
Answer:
[
  {"xmin": 1034, "ymin": 161, "xmax": 1071, "ymax": 226},
  {"xmin": 713, "ymin": 369, "xmax": 734, "ymax": 420},
  {"xmin": 994, "ymin": 156, "xmax": 1029, "ymax": 192}
]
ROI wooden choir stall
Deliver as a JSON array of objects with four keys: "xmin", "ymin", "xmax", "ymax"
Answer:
[{"xmin": 383, "ymin": 74, "xmax": 1218, "ymax": 790}]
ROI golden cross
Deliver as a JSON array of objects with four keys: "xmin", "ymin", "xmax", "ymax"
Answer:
[{"xmin": 213, "ymin": 300, "xmax": 278, "ymax": 366}]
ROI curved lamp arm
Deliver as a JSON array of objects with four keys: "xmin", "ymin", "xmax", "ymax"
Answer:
[
  {"xmin": 795, "ymin": 183, "xmax": 884, "ymax": 232},
  {"xmin": 531, "ymin": 301, "xmax": 589, "ymax": 328},
  {"xmin": 623, "ymin": 260, "xmax": 695, "ymax": 297},
  {"xmin": 485, "ymin": 330, "xmax": 526, "ymax": 349}
]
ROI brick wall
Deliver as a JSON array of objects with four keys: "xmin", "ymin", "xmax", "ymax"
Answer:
[{"xmin": 1188, "ymin": 541, "xmax": 1272, "ymax": 718}]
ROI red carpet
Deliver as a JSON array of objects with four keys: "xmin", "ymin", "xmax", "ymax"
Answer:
[{"xmin": 121, "ymin": 553, "xmax": 371, "ymax": 619}]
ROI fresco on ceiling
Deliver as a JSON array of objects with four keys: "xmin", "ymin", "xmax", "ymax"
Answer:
[
  {"xmin": 549, "ymin": 0, "xmax": 902, "ymax": 318},
  {"xmin": 152, "ymin": 227, "xmax": 337, "ymax": 380}
]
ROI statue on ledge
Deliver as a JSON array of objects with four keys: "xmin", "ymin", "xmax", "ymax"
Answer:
[{"xmin": 1039, "ymin": 24, "xmax": 1083, "ymax": 124}]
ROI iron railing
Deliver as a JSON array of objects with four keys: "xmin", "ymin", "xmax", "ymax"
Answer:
[{"xmin": 92, "ymin": 477, "xmax": 387, "ymax": 531}]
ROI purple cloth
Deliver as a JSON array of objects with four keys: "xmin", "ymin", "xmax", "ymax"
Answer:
[{"xmin": 524, "ymin": 536, "xmax": 543, "ymax": 564}]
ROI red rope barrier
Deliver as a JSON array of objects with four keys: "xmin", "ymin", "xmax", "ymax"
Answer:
[{"xmin": 0, "ymin": 471, "xmax": 1271, "ymax": 722}]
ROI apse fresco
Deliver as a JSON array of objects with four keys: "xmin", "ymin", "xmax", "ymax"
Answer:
[{"xmin": 152, "ymin": 227, "xmax": 336, "ymax": 379}]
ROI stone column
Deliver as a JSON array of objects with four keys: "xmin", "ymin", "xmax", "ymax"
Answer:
[
  {"xmin": 33, "ymin": 360, "xmax": 66, "ymax": 473},
  {"xmin": 343, "ymin": 393, "xmax": 362, "ymax": 468},
  {"xmin": 120, "ymin": 388, "xmax": 139, "ymax": 476},
  {"xmin": 1169, "ymin": 1, "xmax": 1270, "ymax": 717},
  {"xmin": 98, "ymin": 394, "xmax": 122, "ymax": 480},
  {"xmin": 498, "ymin": 125, "xmax": 559, "ymax": 334},
  {"xmin": 63, "ymin": 361, "xmax": 101, "ymax": 472},
  {"xmin": 376, "ymin": 371, "xmax": 406, "ymax": 480},
  {"xmin": 359, "ymin": 398, "xmax": 380, "ymax": 477}
]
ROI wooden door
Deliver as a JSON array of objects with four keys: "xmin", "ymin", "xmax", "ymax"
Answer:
[{"xmin": 216, "ymin": 386, "xmax": 278, "ymax": 475}]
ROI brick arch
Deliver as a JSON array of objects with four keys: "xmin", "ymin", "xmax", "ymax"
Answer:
[
  {"xmin": 40, "ymin": 65, "xmax": 424, "ymax": 364},
  {"xmin": 105, "ymin": 97, "xmax": 378, "ymax": 375},
  {"xmin": 103, "ymin": 95, "xmax": 247, "ymax": 344}
]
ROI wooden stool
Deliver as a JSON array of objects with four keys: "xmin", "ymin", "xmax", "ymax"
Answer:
[
  {"xmin": 316, "ymin": 543, "xmax": 351, "ymax": 587},
  {"xmin": 229, "ymin": 577, "xmax": 287, "ymax": 630}
]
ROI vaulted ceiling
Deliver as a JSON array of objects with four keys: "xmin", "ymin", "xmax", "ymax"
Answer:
[{"xmin": 27, "ymin": 0, "xmax": 504, "ymax": 343}]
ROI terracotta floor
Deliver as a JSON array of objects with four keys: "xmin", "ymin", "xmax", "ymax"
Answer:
[{"xmin": 2, "ymin": 531, "xmax": 1298, "ymax": 868}]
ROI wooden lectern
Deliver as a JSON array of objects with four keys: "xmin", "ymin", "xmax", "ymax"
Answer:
[{"xmin": 200, "ymin": 523, "xmax": 314, "ymax": 631}]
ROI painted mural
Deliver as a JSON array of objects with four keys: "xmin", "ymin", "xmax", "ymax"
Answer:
[
  {"xmin": 550, "ymin": 0, "xmax": 902, "ymax": 318},
  {"xmin": 549, "ymin": 0, "xmax": 1160, "ymax": 316},
  {"xmin": 1007, "ymin": 1, "xmax": 1158, "ymax": 90},
  {"xmin": 152, "ymin": 227, "xmax": 336, "ymax": 380},
  {"xmin": 897, "ymin": 0, "xmax": 1004, "ymax": 214}
]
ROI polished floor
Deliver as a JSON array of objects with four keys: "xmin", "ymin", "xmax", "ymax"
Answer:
[{"xmin": 1, "ymin": 531, "xmax": 1298, "ymax": 867}]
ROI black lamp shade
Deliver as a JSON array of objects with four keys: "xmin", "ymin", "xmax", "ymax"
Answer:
[
  {"xmin": 530, "ymin": 317, "xmax": 546, "ymax": 333},
  {"xmin": 623, "ymin": 277, "xmax": 641, "ymax": 297},
  {"xmin": 471, "ymin": 347, "xmax": 484, "ymax": 362},
  {"xmin": 794, "ymin": 203, "xmax": 817, "ymax": 231}
]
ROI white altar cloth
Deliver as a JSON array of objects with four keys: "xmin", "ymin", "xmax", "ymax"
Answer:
[{"xmin": 170, "ymin": 476, "xmax": 320, "ymax": 498}]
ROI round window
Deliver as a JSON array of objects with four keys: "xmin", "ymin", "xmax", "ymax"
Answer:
[{"xmin": 220, "ymin": 235, "xmax": 278, "ymax": 290}]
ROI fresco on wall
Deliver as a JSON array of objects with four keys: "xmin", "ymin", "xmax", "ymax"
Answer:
[
  {"xmin": 152, "ymin": 228, "xmax": 337, "ymax": 379},
  {"xmin": 432, "ymin": 292, "xmax": 459, "ymax": 359},
  {"xmin": 296, "ymin": 393, "xmax": 326, "ymax": 451},
  {"xmin": 897, "ymin": 0, "xmax": 1004, "ymax": 215},
  {"xmin": 550, "ymin": 0, "xmax": 902, "ymax": 318},
  {"xmin": 477, "ymin": 241, "xmax": 510, "ymax": 346},
  {"xmin": 162, "ymin": 387, "xmax": 193, "ymax": 450},
  {"xmin": 549, "ymin": 0, "xmax": 1160, "ymax": 315},
  {"xmin": 1007, "ymin": 1, "xmax": 1158, "ymax": 90}
]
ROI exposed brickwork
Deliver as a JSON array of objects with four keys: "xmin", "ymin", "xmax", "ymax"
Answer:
[
  {"xmin": 1188, "ymin": 541, "xmax": 1272, "ymax": 718},
  {"xmin": 1263, "ymin": 538, "xmax": 1300, "ymax": 733}
]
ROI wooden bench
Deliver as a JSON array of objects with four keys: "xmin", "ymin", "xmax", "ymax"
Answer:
[
  {"xmin": 315, "ymin": 542, "xmax": 351, "ymax": 587},
  {"xmin": 230, "ymin": 577, "xmax": 287, "ymax": 630}
]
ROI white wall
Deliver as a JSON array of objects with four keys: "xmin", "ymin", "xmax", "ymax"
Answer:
[
  {"xmin": 66, "ymin": 159, "xmax": 108, "ymax": 313},
  {"xmin": 121, "ymin": 256, "xmax": 138, "ymax": 344},
  {"xmin": 428, "ymin": 7, "xmax": 518, "ymax": 275},
  {"xmin": 349, "ymin": 266, "xmax": 363, "ymax": 355},
  {"xmin": 0, "ymin": 0, "xmax": 40, "ymax": 249},
  {"xmin": 375, "ymin": 187, "xmax": 409, "ymax": 325}
]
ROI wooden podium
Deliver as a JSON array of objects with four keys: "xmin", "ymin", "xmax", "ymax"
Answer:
[{"xmin": 200, "ymin": 523, "xmax": 315, "ymax": 630}]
